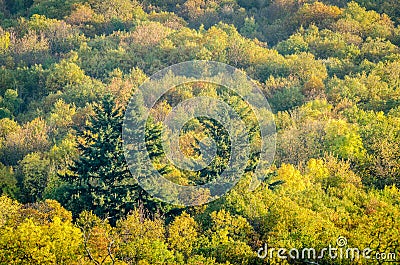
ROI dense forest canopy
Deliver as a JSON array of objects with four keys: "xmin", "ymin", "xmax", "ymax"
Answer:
[{"xmin": 0, "ymin": 0, "xmax": 400, "ymax": 264}]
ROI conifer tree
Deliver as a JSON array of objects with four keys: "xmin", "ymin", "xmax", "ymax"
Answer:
[
  {"xmin": 64, "ymin": 95, "xmax": 138, "ymax": 221},
  {"xmin": 64, "ymin": 94, "xmax": 169, "ymax": 221},
  {"xmin": 123, "ymin": 92, "xmax": 171, "ymax": 212}
]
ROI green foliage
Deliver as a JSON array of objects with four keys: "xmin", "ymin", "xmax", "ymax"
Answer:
[
  {"xmin": 0, "ymin": 89, "xmax": 22, "ymax": 118},
  {"xmin": 4, "ymin": 0, "xmax": 34, "ymax": 15},
  {"xmin": 18, "ymin": 152, "xmax": 50, "ymax": 203},
  {"xmin": 276, "ymin": 33, "xmax": 309, "ymax": 55},
  {"xmin": 47, "ymin": 99, "xmax": 76, "ymax": 138},
  {"xmin": 239, "ymin": 17, "xmax": 260, "ymax": 39},
  {"xmin": 324, "ymin": 119, "xmax": 366, "ymax": 161},
  {"xmin": 28, "ymin": 0, "xmax": 77, "ymax": 19},
  {"xmin": 0, "ymin": 163, "xmax": 18, "ymax": 198},
  {"xmin": 345, "ymin": 107, "xmax": 400, "ymax": 188},
  {"xmin": 269, "ymin": 85, "xmax": 305, "ymax": 112},
  {"xmin": 46, "ymin": 54, "xmax": 87, "ymax": 92}
]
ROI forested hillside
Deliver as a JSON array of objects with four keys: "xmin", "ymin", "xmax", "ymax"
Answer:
[{"xmin": 0, "ymin": 0, "xmax": 399, "ymax": 264}]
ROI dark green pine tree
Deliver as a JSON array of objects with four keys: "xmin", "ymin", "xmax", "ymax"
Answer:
[
  {"xmin": 196, "ymin": 116, "xmax": 232, "ymax": 183},
  {"xmin": 63, "ymin": 94, "xmax": 140, "ymax": 222},
  {"xmin": 123, "ymin": 92, "xmax": 171, "ymax": 213},
  {"xmin": 194, "ymin": 91, "xmax": 278, "ymax": 194}
]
